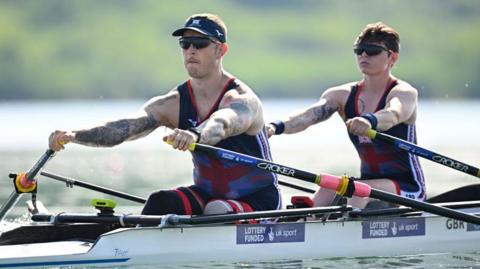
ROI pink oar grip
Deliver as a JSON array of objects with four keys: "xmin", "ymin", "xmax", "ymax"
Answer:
[
  {"xmin": 353, "ymin": 181, "xmax": 371, "ymax": 197},
  {"xmin": 319, "ymin": 173, "xmax": 371, "ymax": 197},
  {"xmin": 318, "ymin": 173, "xmax": 342, "ymax": 190}
]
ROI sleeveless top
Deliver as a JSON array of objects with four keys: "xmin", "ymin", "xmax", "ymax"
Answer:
[
  {"xmin": 344, "ymin": 80, "xmax": 426, "ymax": 199},
  {"xmin": 177, "ymin": 78, "xmax": 277, "ymax": 199}
]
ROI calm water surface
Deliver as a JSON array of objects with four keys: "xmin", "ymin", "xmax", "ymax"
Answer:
[{"xmin": 1, "ymin": 99, "xmax": 479, "ymax": 268}]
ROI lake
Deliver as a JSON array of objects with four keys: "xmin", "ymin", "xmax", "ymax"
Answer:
[{"xmin": 0, "ymin": 99, "xmax": 479, "ymax": 268}]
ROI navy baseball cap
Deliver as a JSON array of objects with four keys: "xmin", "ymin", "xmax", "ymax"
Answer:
[{"xmin": 172, "ymin": 17, "xmax": 226, "ymax": 43}]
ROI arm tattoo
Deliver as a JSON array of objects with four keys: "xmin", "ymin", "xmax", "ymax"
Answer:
[
  {"xmin": 200, "ymin": 100, "xmax": 253, "ymax": 145},
  {"xmin": 312, "ymin": 100, "xmax": 338, "ymax": 123},
  {"xmin": 285, "ymin": 99, "xmax": 338, "ymax": 133},
  {"xmin": 228, "ymin": 102, "xmax": 251, "ymax": 134},
  {"xmin": 73, "ymin": 115, "xmax": 158, "ymax": 147}
]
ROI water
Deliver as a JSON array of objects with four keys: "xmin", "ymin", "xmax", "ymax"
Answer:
[{"xmin": 1, "ymin": 99, "xmax": 480, "ymax": 268}]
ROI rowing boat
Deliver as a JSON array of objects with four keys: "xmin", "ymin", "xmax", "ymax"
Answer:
[
  {"xmin": 1, "ymin": 142, "xmax": 479, "ymax": 268},
  {"xmin": 0, "ymin": 199, "xmax": 479, "ymax": 268}
]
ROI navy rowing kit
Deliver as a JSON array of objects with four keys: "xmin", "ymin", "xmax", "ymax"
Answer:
[
  {"xmin": 142, "ymin": 78, "xmax": 281, "ymax": 216},
  {"xmin": 345, "ymin": 80, "xmax": 426, "ymax": 200}
]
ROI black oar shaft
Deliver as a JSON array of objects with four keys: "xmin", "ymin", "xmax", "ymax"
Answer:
[
  {"xmin": 369, "ymin": 130, "xmax": 480, "ymax": 178},
  {"xmin": 26, "ymin": 150, "xmax": 55, "ymax": 181},
  {"xmin": 190, "ymin": 143, "xmax": 480, "ymax": 225},
  {"xmin": 40, "ymin": 171, "xmax": 146, "ymax": 204},
  {"xmin": 193, "ymin": 143, "xmax": 319, "ymax": 183},
  {"xmin": 278, "ymin": 180, "xmax": 315, "ymax": 194},
  {"xmin": 370, "ymin": 189, "xmax": 480, "ymax": 224}
]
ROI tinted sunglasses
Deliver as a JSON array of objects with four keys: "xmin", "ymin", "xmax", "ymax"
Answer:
[
  {"xmin": 353, "ymin": 44, "xmax": 389, "ymax": 56},
  {"xmin": 179, "ymin": 36, "xmax": 214, "ymax": 50}
]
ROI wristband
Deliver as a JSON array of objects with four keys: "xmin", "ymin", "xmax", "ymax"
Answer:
[
  {"xmin": 270, "ymin": 120, "xmax": 285, "ymax": 135},
  {"xmin": 188, "ymin": 127, "xmax": 201, "ymax": 143},
  {"xmin": 360, "ymin": 113, "xmax": 378, "ymax": 129}
]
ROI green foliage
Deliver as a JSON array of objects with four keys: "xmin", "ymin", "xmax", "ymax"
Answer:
[{"xmin": 0, "ymin": 0, "xmax": 479, "ymax": 100}]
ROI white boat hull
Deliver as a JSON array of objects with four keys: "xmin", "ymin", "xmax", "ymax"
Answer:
[{"xmin": 1, "ymin": 212, "xmax": 479, "ymax": 268}]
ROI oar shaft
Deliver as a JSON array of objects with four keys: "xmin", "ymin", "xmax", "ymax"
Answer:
[
  {"xmin": 278, "ymin": 180, "xmax": 315, "ymax": 194},
  {"xmin": 368, "ymin": 130, "xmax": 480, "ymax": 178},
  {"xmin": 190, "ymin": 143, "xmax": 480, "ymax": 225},
  {"xmin": 192, "ymin": 143, "xmax": 320, "ymax": 183},
  {"xmin": 370, "ymin": 189, "xmax": 480, "ymax": 225},
  {"xmin": 26, "ymin": 150, "xmax": 55, "ymax": 181},
  {"xmin": 40, "ymin": 171, "xmax": 146, "ymax": 204},
  {"xmin": 0, "ymin": 149, "xmax": 55, "ymax": 222},
  {"xmin": 0, "ymin": 193, "xmax": 22, "ymax": 222}
]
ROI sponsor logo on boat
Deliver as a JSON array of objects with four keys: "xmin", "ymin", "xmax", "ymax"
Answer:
[
  {"xmin": 432, "ymin": 155, "xmax": 469, "ymax": 172},
  {"xmin": 467, "ymin": 223, "xmax": 480, "ymax": 232},
  {"xmin": 362, "ymin": 218, "xmax": 425, "ymax": 239},
  {"xmin": 236, "ymin": 223, "xmax": 305, "ymax": 244},
  {"xmin": 257, "ymin": 163, "xmax": 295, "ymax": 176}
]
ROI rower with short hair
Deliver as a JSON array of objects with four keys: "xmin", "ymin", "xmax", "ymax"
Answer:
[
  {"xmin": 48, "ymin": 13, "xmax": 281, "ymax": 216},
  {"xmin": 267, "ymin": 22, "xmax": 426, "ymax": 208}
]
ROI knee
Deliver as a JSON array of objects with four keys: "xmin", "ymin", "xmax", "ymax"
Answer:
[
  {"xmin": 203, "ymin": 200, "xmax": 251, "ymax": 215},
  {"xmin": 141, "ymin": 190, "xmax": 181, "ymax": 215},
  {"xmin": 203, "ymin": 200, "xmax": 233, "ymax": 215}
]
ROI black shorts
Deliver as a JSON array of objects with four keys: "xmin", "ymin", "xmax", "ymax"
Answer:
[{"xmin": 141, "ymin": 184, "xmax": 281, "ymax": 215}]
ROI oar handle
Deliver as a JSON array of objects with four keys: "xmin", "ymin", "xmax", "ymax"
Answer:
[{"xmin": 368, "ymin": 129, "xmax": 480, "ymax": 178}]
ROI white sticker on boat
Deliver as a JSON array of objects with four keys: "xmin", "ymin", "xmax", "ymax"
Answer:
[
  {"xmin": 362, "ymin": 218, "xmax": 425, "ymax": 239},
  {"xmin": 236, "ymin": 223, "xmax": 305, "ymax": 244}
]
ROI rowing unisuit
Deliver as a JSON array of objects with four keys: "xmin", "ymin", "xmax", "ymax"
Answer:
[
  {"xmin": 345, "ymin": 80, "xmax": 426, "ymax": 200},
  {"xmin": 177, "ymin": 77, "xmax": 281, "ymax": 212}
]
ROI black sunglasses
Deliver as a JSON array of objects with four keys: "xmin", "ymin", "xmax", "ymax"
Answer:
[
  {"xmin": 179, "ymin": 36, "xmax": 214, "ymax": 50},
  {"xmin": 353, "ymin": 44, "xmax": 389, "ymax": 56}
]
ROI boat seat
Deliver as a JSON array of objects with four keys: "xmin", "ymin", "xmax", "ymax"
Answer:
[{"xmin": 290, "ymin": 196, "xmax": 314, "ymax": 208}]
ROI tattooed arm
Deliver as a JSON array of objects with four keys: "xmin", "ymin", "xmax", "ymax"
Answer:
[
  {"xmin": 71, "ymin": 114, "xmax": 159, "ymax": 147},
  {"xmin": 49, "ymin": 91, "xmax": 179, "ymax": 151},
  {"xmin": 265, "ymin": 87, "xmax": 346, "ymax": 137},
  {"xmin": 198, "ymin": 86, "xmax": 262, "ymax": 146},
  {"xmin": 282, "ymin": 98, "xmax": 339, "ymax": 134}
]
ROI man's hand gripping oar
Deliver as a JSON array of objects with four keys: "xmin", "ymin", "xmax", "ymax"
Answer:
[{"xmin": 165, "ymin": 140, "xmax": 480, "ymax": 225}]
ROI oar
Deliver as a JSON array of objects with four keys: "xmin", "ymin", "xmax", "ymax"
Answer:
[
  {"xmin": 367, "ymin": 129, "xmax": 480, "ymax": 178},
  {"xmin": 40, "ymin": 171, "xmax": 146, "ymax": 204},
  {"xmin": 0, "ymin": 149, "xmax": 55, "ymax": 221},
  {"xmin": 182, "ymin": 142, "xmax": 480, "ymax": 225},
  {"xmin": 278, "ymin": 180, "xmax": 315, "ymax": 194}
]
